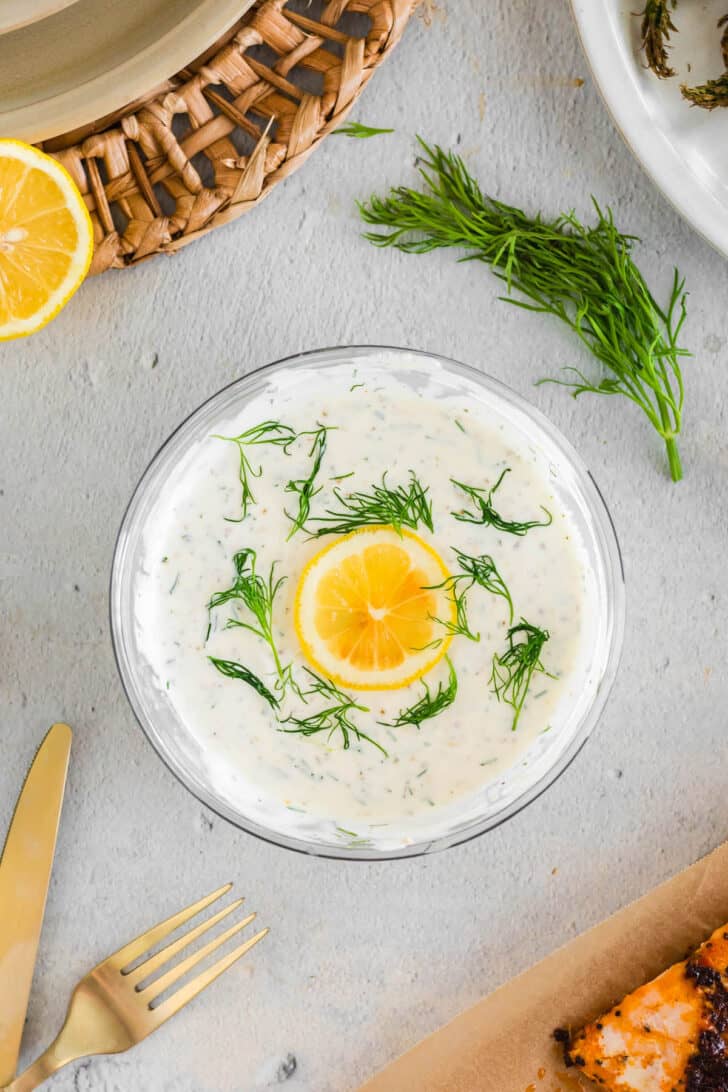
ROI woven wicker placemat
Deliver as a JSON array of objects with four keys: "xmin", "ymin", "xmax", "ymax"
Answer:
[{"xmin": 40, "ymin": 0, "xmax": 418, "ymax": 274}]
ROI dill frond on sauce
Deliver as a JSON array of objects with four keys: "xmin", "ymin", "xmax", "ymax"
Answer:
[
  {"xmin": 359, "ymin": 140, "xmax": 689, "ymax": 482},
  {"xmin": 206, "ymin": 548, "xmax": 293, "ymax": 695},
  {"xmin": 425, "ymin": 547, "xmax": 514, "ymax": 647},
  {"xmin": 451, "ymin": 548, "xmax": 514, "ymax": 623},
  {"xmin": 208, "ymin": 657, "xmax": 279, "ymax": 710},
  {"xmin": 490, "ymin": 619, "xmax": 554, "ymax": 731},
  {"xmin": 451, "ymin": 469, "xmax": 552, "ymax": 536},
  {"xmin": 280, "ymin": 670, "xmax": 387, "ymax": 756},
  {"xmin": 310, "ymin": 471, "xmax": 434, "ymax": 537},
  {"xmin": 214, "ymin": 421, "xmax": 296, "ymax": 521},
  {"xmin": 425, "ymin": 579, "xmax": 479, "ymax": 648},
  {"xmin": 285, "ymin": 424, "xmax": 334, "ymax": 539},
  {"xmin": 383, "ymin": 658, "xmax": 458, "ymax": 729}
]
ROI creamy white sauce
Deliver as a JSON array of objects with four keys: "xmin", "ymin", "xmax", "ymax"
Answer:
[{"xmin": 133, "ymin": 357, "xmax": 599, "ymax": 850}]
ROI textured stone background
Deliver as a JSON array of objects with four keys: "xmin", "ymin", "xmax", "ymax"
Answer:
[{"xmin": 2, "ymin": 2, "xmax": 728, "ymax": 1089}]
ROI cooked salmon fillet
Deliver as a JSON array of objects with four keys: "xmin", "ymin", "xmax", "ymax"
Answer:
[{"xmin": 565, "ymin": 922, "xmax": 728, "ymax": 1090}]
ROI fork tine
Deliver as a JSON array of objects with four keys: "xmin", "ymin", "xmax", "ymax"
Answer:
[
  {"xmin": 141, "ymin": 912, "xmax": 258, "ymax": 1001},
  {"xmin": 108, "ymin": 883, "xmax": 233, "ymax": 971},
  {"xmin": 147, "ymin": 927, "xmax": 269, "ymax": 1027},
  {"xmin": 125, "ymin": 897, "xmax": 245, "ymax": 987}
]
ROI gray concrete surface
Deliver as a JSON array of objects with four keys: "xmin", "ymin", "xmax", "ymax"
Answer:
[{"xmin": 2, "ymin": 2, "xmax": 728, "ymax": 1089}]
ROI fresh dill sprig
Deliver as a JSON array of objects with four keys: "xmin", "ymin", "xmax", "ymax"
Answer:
[
  {"xmin": 490, "ymin": 619, "xmax": 554, "ymax": 731},
  {"xmin": 424, "ymin": 547, "xmax": 513, "ymax": 647},
  {"xmin": 382, "ymin": 657, "xmax": 457, "ymax": 728},
  {"xmin": 276, "ymin": 662, "xmax": 303, "ymax": 699},
  {"xmin": 206, "ymin": 548, "xmax": 292, "ymax": 693},
  {"xmin": 311, "ymin": 471, "xmax": 434, "ymax": 537},
  {"xmin": 426, "ymin": 579, "xmax": 479, "ymax": 647},
  {"xmin": 285, "ymin": 424, "xmax": 334, "ymax": 540},
  {"xmin": 208, "ymin": 656, "xmax": 279, "ymax": 710},
  {"xmin": 639, "ymin": 1, "xmax": 678, "ymax": 79},
  {"xmin": 279, "ymin": 670, "xmax": 387, "ymax": 756},
  {"xmin": 358, "ymin": 140, "xmax": 689, "ymax": 482},
  {"xmin": 334, "ymin": 122, "xmax": 394, "ymax": 138},
  {"xmin": 214, "ymin": 421, "xmax": 296, "ymax": 521},
  {"xmin": 451, "ymin": 469, "xmax": 552, "ymax": 535},
  {"xmin": 452, "ymin": 548, "xmax": 514, "ymax": 622},
  {"xmin": 431, "ymin": 547, "xmax": 514, "ymax": 633},
  {"xmin": 681, "ymin": 17, "xmax": 728, "ymax": 108}
]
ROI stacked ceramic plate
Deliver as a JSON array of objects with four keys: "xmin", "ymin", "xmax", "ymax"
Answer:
[{"xmin": 0, "ymin": 0, "xmax": 253, "ymax": 142}]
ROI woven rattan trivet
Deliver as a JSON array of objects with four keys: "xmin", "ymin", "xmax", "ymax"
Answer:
[{"xmin": 39, "ymin": 0, "xmax": 418, "ymax": 274}]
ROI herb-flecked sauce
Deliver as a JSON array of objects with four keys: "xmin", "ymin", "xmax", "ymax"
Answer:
[{"xmin": 134, "ymin": 362, "xmax": 596, "ymax": 847}]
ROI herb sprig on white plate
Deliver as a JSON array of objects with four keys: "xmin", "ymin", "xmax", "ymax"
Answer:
[
  {"xmin": 638, "ymin": 3, "xmax": 728, "ymax": 108},
  {"xmin": 639, "ymin": 1, "xmax": 678, "ymax": 79}
]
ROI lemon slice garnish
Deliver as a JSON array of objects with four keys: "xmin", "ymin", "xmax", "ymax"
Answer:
[
  {"xmin": 0, "ymin": 139, "xmax": 93, "ymax": 341},
  {"xmin": 294, "ymin": 526, "xmax": 456, "ymax": 691}
]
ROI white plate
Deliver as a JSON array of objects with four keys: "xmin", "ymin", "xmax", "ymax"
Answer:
[
  {"xmin": 0, "ymin": 0, "xmax": 252, "ymax": 143},
  {"xmin": 0, "ymin": 0, "xmax": 79, "ymax": 36},
  {"xmin": 572, "ymin": 0, "xmax": 728, "ymax": 257}
]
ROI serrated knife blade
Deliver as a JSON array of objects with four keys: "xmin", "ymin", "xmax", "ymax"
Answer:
[{"xmin": 0, "ymin": 723, "xmax": 72, "ymax": 1084}]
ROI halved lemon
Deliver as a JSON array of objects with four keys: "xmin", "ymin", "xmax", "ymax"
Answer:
[
  {"xmin": 294, "ymin": 526, "xmax": 456, "ymax": 691},
  {"xmin": 0, "ymin": 140, "xmax": 93, "ymax": 340}
]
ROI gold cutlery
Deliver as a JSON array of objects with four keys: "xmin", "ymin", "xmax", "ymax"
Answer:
[
  {"xmin": 3, "ymin": 883, "xmax": 268, "ymax": 1090},
  {"xmin": 0, "ymin": 724, "xmax": 72, "ymax": 1087}
]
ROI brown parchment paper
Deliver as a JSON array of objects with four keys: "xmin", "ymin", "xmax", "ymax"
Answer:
[{"xmin": 359, "ymin": 840, "xmax": 728, "ymax": 1092}]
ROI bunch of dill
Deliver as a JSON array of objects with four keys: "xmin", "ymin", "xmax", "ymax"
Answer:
[{"xmin": 359, "ymin": 140, "xmax": 689, "ymax": 482}]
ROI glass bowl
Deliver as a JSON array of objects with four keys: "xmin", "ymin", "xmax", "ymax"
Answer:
[{"xmin": 110, "ymin": 346, "xmax": 625, "ymax": 860}]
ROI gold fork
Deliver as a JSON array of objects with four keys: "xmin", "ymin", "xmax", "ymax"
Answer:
[{"xmin": 3, "ymin": 883, "xmax": 267, "ymax": 1091}]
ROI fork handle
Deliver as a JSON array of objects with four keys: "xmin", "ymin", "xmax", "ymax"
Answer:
[{"xmin": 3, "ymin": 1036, "xmax": 79, "ymax": 1091}]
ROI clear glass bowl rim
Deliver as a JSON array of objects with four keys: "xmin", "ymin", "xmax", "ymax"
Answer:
[{"xmin": 110, "ymin": 344, "xmax": 626, "ymax": 862}]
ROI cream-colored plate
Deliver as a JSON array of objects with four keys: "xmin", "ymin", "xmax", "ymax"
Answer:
[
  {"xmin": 572, "ymin": 0, "xmax": 728, "ymax": 258},
  {"xmin": 0, "ymin": 0, "xmax": 79, "ymax": 36},
  {"xmin": 0, "ymin": 0, "xmax": 252, "ymax": 143}
]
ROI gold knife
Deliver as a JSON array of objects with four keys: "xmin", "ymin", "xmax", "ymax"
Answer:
[{"xmin": 0, "ymin": 724, "xmax": 72, "ymax": 1085}]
